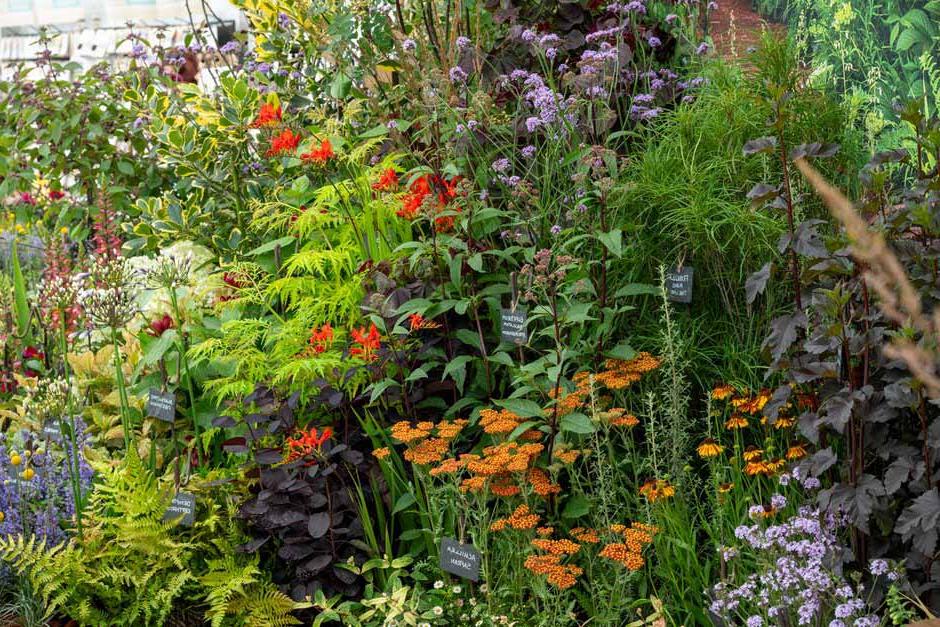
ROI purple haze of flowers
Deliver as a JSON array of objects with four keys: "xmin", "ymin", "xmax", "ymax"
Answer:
[
  {"xmin": 550, "ymin": 224, "xmax": 562, "ymax": 235},
  {"xmin": 491, "ymin": 158, "xmax": 511, "ymax": 173},
  {"xmin": 220, "ymin": 40, "xmax": 240, "ymax": 55},
  {"xmin": 648, "ymin": 36, "xmax": 662, "ymax": 47},
  {"xmin": 403, "ymin": 38, "xmax": 417, "ymax": 52},
  {"xmin": 0, "ymin": 422, "xmax": 93, "ymax": 546},
  {"xmin": 449, "ymin": 66, "xmax": 468, "ymax": 83},
  {"xmin": 521, "ymin": 145, "xmax": 536, "ymax": 159},
  {"xmin": 697, "ymin": 42, "xmax": 710, "ymax": 55},
  {"xmin": 277, "ymin": 12, "xmax": 291, "ymax": 28},
  {"xmin": 456, "ymin": 36, "xmax": 471, "ymax": 49},
  {"xmin": 712, "ymin": 507, "xmax": 877, "ymax": 626}
]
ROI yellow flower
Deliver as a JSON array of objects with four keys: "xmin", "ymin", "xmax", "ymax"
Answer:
[
  {"xmin": 724, "ymin": 414, "xmax": 748, "ymax": 430},
  {"xmin": 20, "ymin": 468, "xmax": 34, "ymax": 481},
  {"xmin": 696, "ymin": 438, "xmax": 724, "ymax": 459},
  {"xmin": 9, "ymin": 453, "xmax": 22, "ymax": 467},
  {"xmin": 717, "ymin": 482, "xmax": 734, "ymax": 493},
  {"xmin": 0, "ymin": 511, "xmax": 4, "ymax": 523},
  {"xmin": 786, "ymin": 443, "xmax": 807, "ymax": 460},
  {"xmin": 711, "ymin": 385, "xmax": 735, "ymax": 400},
  {"xmin": 60, "ymin": 226, "xmax": 68, "ymax": 235},
  {"xmin": 742, "ymin": 446, "xmax": 763, "ymax": 462},
  {"xmin": 639, "ymin": 479, "xmax": 676, "ymax": 503}
]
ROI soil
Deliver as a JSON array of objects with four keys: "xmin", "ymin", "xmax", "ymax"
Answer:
[{"xmin": 707, "ymin": 0, "xmax": 786, "ymax": 63}]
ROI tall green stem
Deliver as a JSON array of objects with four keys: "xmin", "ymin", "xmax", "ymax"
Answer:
[
  {"xmin": 169, "ymin": 289, "xmax": 201, "ymax": 460},
  {"xmin": 110, "ymin": 327, "xmax": 132, "ymax": 453},
  {"xmin": 58, "ymin": 321, "xmax": 83, "ymax": 537}
]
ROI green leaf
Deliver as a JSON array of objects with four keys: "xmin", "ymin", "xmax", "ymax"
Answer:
[
  {"xmin": 392, "ymin": 492, "xmax": 416, "ymax": 515},
  {"xmin": 560, "ymin": 412, "xmax": 595, "ymax": 434},
  {"xmin": 11, "ymin": 240, "xmax": 30, "ymax": 338},
  {"xmin": 141, "ymin": 330, "xmax": 179, "ymax": 366},
  {"xmin": 494, "ymin": 398, "xmax": 543, "ymax": 418},
  {"xmin": 614, "ymin": 283, "xmax": 659, "ymax": 298},
  {"xmin": 562, "ymin": 495, "xmax": 591, "ymax": 519},
  {"xmin": 596, "ymin": 229, "xmax": 623, "ymax": 257},
  {"xmin": 605, "ymin": 342, "xmax": 636, "ymax": 361},
  {"xmin": 246, "ymin": 235, "xmax": 296, "ymax": 257}
]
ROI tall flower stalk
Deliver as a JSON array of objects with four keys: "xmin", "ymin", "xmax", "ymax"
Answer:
[{"xmin": 146, "ymin": 251, "xmax": 202, "ymax": 460}]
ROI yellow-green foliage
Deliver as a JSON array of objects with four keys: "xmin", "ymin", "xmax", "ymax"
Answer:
[
  {"xmin": 0, "ymin": 451, "xmax": 301, "ymax": 626},
  {"xmin": 190, "ymin": 150, "xmax": 410, "ymax": 403}
]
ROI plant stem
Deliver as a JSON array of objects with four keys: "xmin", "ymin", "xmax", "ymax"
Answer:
[
  {"xmin": 110, "ymin": 327, "xmax": 132, "ymax": 453},
  {"xmin": 169, "ymin": 288, "xmax": 202, "ymax": 464},
  {"xmin": 58, "ymin": 320, "xmax": 83, "ymax": 538}
]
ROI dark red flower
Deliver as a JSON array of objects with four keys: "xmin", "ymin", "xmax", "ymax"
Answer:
[
  {"xmin": 48, "ymin": 190, "xmax": 65, "ymax": 200},
  {"xmin": 148, "ymin": 314, "xmax": 175, "ymax": 337}
]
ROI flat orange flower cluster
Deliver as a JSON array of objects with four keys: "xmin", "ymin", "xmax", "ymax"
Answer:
[
  {"xmin": 479, "ymin": 408, "xmax": 525, "ymax": 435},
  {"xmin": 523, "ymin": 554, "xmax": 583, "ymax": 590},
  {"xmin": 594, "ymin": 352, "xmax": 662, "ymax": 390},
  {"xmin": 490, "ymin": 504, "xmax": 541, "ymax": 531},
  {"xmin": 598, "ymin": 522, "xmax": 657, "ymax": 571},
  {"xmin": 388, "ymin": 418, "xmax": 469, "ymax": 466}
]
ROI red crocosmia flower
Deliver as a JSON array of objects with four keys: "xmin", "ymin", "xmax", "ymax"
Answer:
[
  {"xmin": 372, "ymin": 168, "xmax": 399, "ymax": 191},
  {"xmin": 309, "ymin": 323, "xmax": 334, "ymax": 354},
  {"xmin": 397, "ymin": 174, "xmax": 461, "ymax": 222},
  {"xmin": 223, "ymin": 272, "xmax": 245, "ymax": 288},
  {"xmin": 266, "ymin": 129, "xmax": 302, "ymax": 157},
  {"xmin": 300, "ymin": 139, "xmax": 335, "ymax": 165},
  {"xmin": 148, "ymin": 314, "xmax": 175, "ymax": 337},
  {"xmin": 250, "ymin": 102, "xmax": 282, "ymax": 128},
  {"xmin": 408, "ymin": 313, "xmax": 441, "ymax": 331},
  {"xmin": 285, "ymin": 425, "xmax": 333, "ymax": 465},
  {"xmin": 48, "ymin": 190, "xmax": 65, "ymax": 200},
  {"xmin": 350, "ymin": 323, "xmax": 381, "ymax": 362}
]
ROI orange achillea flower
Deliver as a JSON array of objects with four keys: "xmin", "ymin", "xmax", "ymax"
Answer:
[
  {"xmin": 266, "ymin": 129, "xmax": 302, "ymax": 157},
  {"xmin": 250, "ymin": 102, "xmax": 282, "ymax": 128},
  {"xmin": 490, "ymin": 519, "xmax": 508, "ymax": 532},
  {"xmin": 502, "ymin": 504, "xmax": 540, "ymax": 530},
  {"xmin": 390, "ymin": 420, "xmax": 432, "ymax": 443},
  {"xmin": 639, "ymin": 479, "xmax": 675, "ymax": 503},
  {"xmin": 528, "ymin": 468, "xmax": 561, "ymax": 496},
  {"xmin": 308, "ymin": 323, "xmax": 334, "ymax": 354},
  {"xmin": 532, "ymin": 538, "xmax": 581, "ymax": 555},
  {"xmin": 725, "ymin": 414, "xmax": 749, "ymax": 430},
  {"xmin": 712, "ymin": 384, "xmax": 735, "ymax": 400},
  {"xmin": 553, "ymin": 448, "xmax": 581, "ymax": 464},
  {"xmin": 786, "ymin": 443, "xmax": 808, "ymax": 460},
  {"xmin": 611, "ymin": 413, "xmax": 640, "ymax": 428},
  {"xmin": 372, "ymin": 447, "xmax": 391, "ymax": 460},
  {"xmin": 301, "ymin": 139, "xmax": 335, "ymax": 165},
  {"xmin": 631, "ymin": 521, "xmax": 659, "ymax": 534},
  {"xmin": 403, "ymin": 437, "xmax": 450, "ymax": 465},
  {"xmin": 408, "ymin": 313, "xmax": 441, "ymax": 331},
  {"xmin": 460, "ymin": 476, "xmax": 487, "ymax": 493},
  {"xmin": 429, "ymin": 457, "xmax": 463, "ymax": 477},
  {"xmin": 598, "ymin": 543, "xmax": 644, "ymax": 570},
  {"xmin": 350, "ymin": 323, "xmax": 381, "ymax": 362},
  {"xmin": 490, "ymin": 477, "xmax": 521, "ymax": 497},
  {"xmin": 696, "ymin": 438, "xmax": 724, "ymax": 459},
  {"xmin": 372, "ymin": 168, "xmax": 399, "ymax": 191},
  {"xmin": 523, "ymin": 554, "xmax": 583, "ymax": 589},
  {"xmin": 285, "ymin": 425, "xmax": 332, "ymax": 464},
  {"xmin": 435, "ymin": 418, "xmax": 468, "ymax": 440},
  {"xmin": 479, "ymin": 408, "xmax": 524, "ymax": 435},
  {"xmin": 519, "ymin": 429, "xmax": 544, "ymax": 441},
  {"xmin": 594, "ymin": 352, "xmax": 661, "ymax": 390},
  {"xmin": 742, "ymin": 446, "xmax": 764, "ymax": 462},
  {"xmin": 570, "ymin": 528, "xmax": 600, "ymax": 544},
  {"xmin": 537, "ymin": 526, "xmax": 554, "ymax": 537}
]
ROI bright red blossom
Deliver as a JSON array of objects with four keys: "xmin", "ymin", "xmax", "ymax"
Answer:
[
  {"xmin": 148, "ymin": 314, "xmax": 175, "ymax": 337},
  {"xmin": 372, "ymin": 168, "xmax": 399, "ymax": 191},
  {"xmin": 300, "ymin": 139, "xmax": 335, "ymax": 165},
  {"xmin": 398, "ymin": 174, "xmax": 462, "ymax": 232},
  {"xmin": 350, "ymin": 323, "xmax": 381, "ymax": 362},
  {"xmin": 309, "ymin": 323, "xmax": 334, "ymax": 354},
  {"xmin": 251, "ymin": 102, "xmax": 282, "ymax": 128},
  {"xmin": 266, "ymin": 129, "xmax": 302, "ymax": 157},
  {"xmin": 285, "ymin": 425, "xmax": 333, "ymax": 464}
]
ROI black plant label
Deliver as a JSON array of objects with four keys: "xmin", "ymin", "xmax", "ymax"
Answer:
[
  {"xmin": 500, "ymin": 308, "xmax": 528, "ymax": 344},
  {"xmin": 666, "ymin": 266, "xmax": 694, "ymax": 303},
  {"xmin": 163, "ymin": 492, "xmax": 196, "ymax": 527},
  {"xmin": 147, "ymin": 389, "xmax": 177, "ymax": 423},
  {"xmin": 440, "ymin": 537, "xmax": 481, "ymax": 581}
]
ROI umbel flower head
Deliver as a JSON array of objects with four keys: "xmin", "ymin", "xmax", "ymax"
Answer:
[
  {"xmin": 145, "ymin": 250, "xmax": 195, "ymax": 290},
  {"xmin": 80, "ymin": 256, "xmax": 138, "ymax": 330},
  {"xmin": 22, "ymin": 376, "xmax": 73, "ymax": 423}
]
